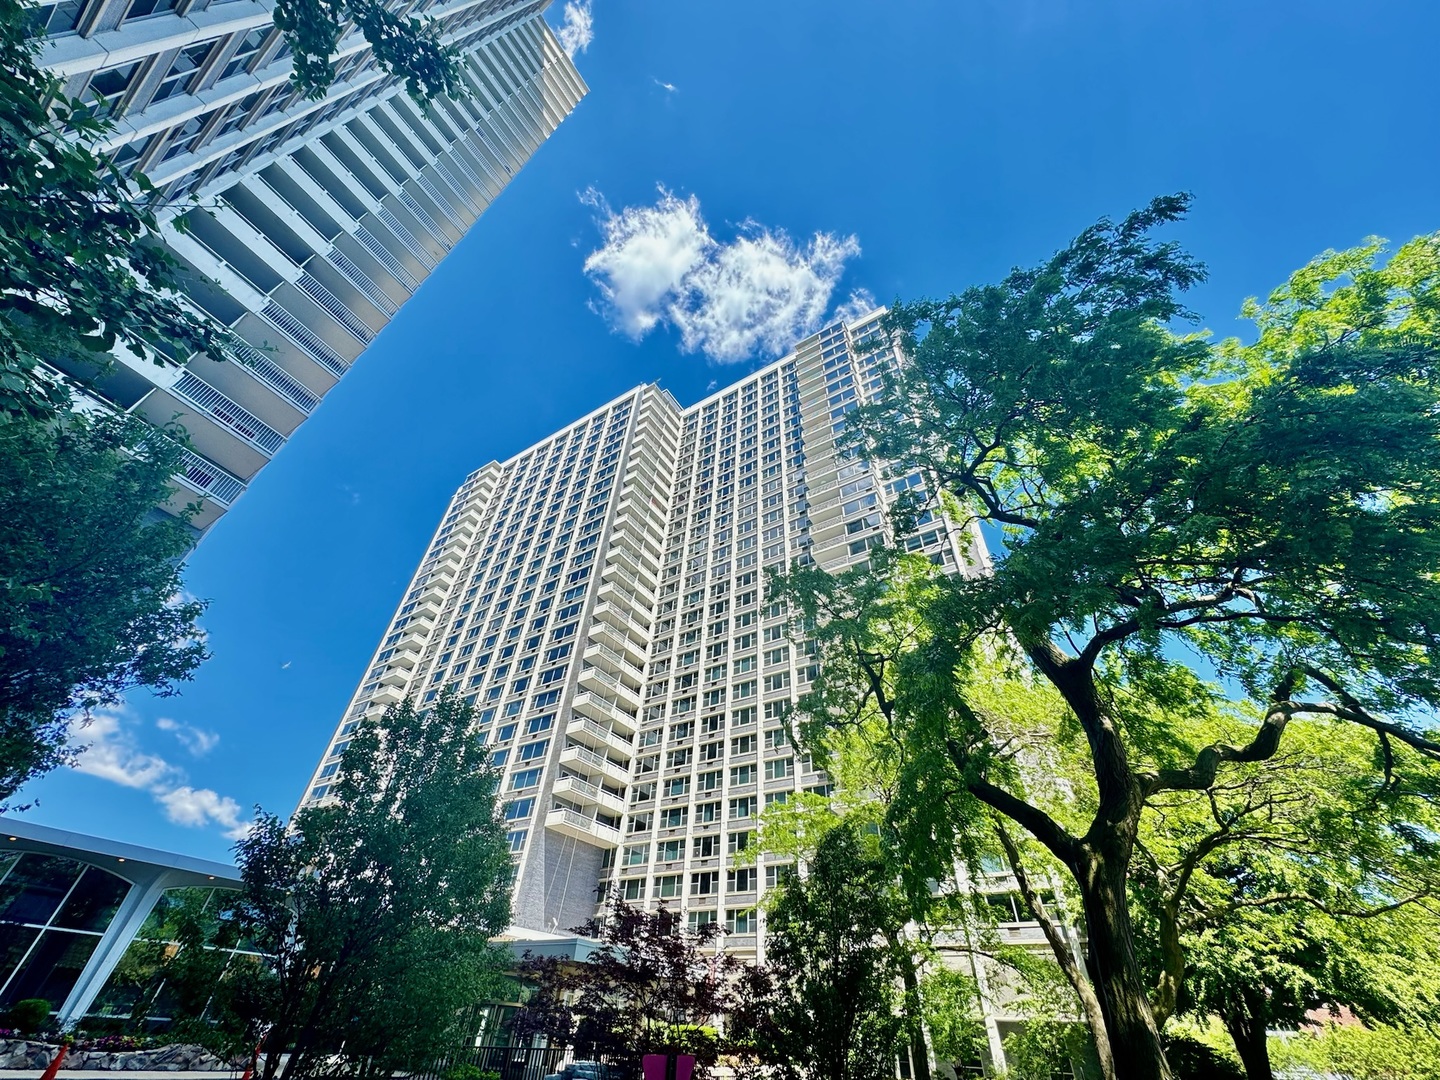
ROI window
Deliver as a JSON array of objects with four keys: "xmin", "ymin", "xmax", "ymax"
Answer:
[
  {"xmin": 654, "ymin": 874, "xmax": 683, "ymax": 899},
  {"xmin": 765, "ymin": 757, "xmax": 793, "ymax": 781},
  {"xmin": 729, "ymin": 797, "xmax": 756, "ymax": 819},
  {"xmin": 220, "ymin": 27, "xmax": 271, "ymax": 80},
  {"xmin": 728, "ymin": 830, "xmax": 752, "ymax": 854},
  {"xmin": 658, "ymin": 839, "xmax": 685, "ymax": 861},
  {"xmin": 730, "ymin": 764, "xmax": 756, "ymax": 785},
  {"xmin": 84, "ymin": 61, "xmax": 143, "ymax": 117},
  {"xmin": 620, "ymin": 878, "xmax": 644, "ymax": 901},
  {"xmin": 665, "ymin": 777, "xmax": 691, "ymax": 798},
  {"xmin": 690, "ymin": 871, "xmax": 718, "ymax": 895},
  {"xmin": 509, "ymin": 768, "xmax": 542, "ymax": 790},
  {"xmin": 660, "ymin": 807, "xmax": 688, "ymax": 829},
  {"xmin": 622, "ymin": 844, "xmax": 648, "ymax": 866},
  {"xmin": 726, "ymin": 908, "xmax": 756, "ymax": 933},
  {"xmin": 728, "ymin": 867, "xmax": 757, "ymax": 891},
  {"xmin": 629, "ymin": 812, "xmax": 653, "ymax": 833},
  {"xmin": 121, "ymin": 0, "xmax": 179, "ymax": 20},
  {"xmin": 688, "ymin": 910, "xmax": 717, "ymax": 930},
  {"xmin": 507, "ymin": 829, "xmax": 527, "ymax": 853},
  {"xmin": 505, "ymin": 797, "xmax": 535, "ymax": 820},
  {"xmin": 766, "ymin": 863, "xmax": 797, "ymax": 889},
  {"xmin": 693, "ymin": 834, "xmax": 719, "ymax": 858},
  {"xmin": 151, "ymin": 42, "xmax": 217, "ymax": 104}
]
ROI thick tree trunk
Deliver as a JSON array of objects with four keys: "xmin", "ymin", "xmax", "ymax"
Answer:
[
  {"xmin": 1076, "ymin": 850, "xmax": 1172, "ymax": 1080},
  {"xmin": 1222, "ymin": 993, "xmax": 1273, "ymax": 1080},
  {"xmin": 1150, "ymin": 904, "xmax": 1185, "ymax": 1030}
]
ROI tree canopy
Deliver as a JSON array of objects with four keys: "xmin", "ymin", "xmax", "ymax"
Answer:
[
  {"xmin": 774, "ymin": 199, "xmax": 1440, "ymax": 1079},
  {"xmin": 0, "ymin": 411, "xmax": 206, "ymax": 805},
  {"xmin": 233, "ymin": 692, "xmax": 514, "ymax": 1080}
]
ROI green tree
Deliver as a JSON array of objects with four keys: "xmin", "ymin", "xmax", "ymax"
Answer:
[
  {"xmin": 1, "ymin": 0, "xmax": 228, "ymax": 423},
  {"xmin": 775, "ymin": 201, "xmax": 1440, "ymax": 1079},
  {"xmin": 232, "ymin": 692, "xmax": 514, "ymax": 1080},
  {"xmin": 0, "ymin": 411, "xmax": 207, "ymax": 804},
  {"xmin": 761, "ymin": 824, "xmax": 904, "ymax": 1080},
  {"xmin": 1133, "ymin": 720, "xmax": 1440, "ymax": 1079}
]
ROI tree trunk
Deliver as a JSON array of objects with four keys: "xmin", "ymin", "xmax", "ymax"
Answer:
[
  {"xmin": 1150, "ymin": 903, "xmax": 1184, "ymax": 1030},
  {"xmin": 994, "ymin": 824, "xmax": 1115, "ymax": 1080},
  {"xmin": 1076, "ymin": 849, "xmax": 1171, "ymax": 1080},
  {"xmin": 1222, "ymin": 992, "xmax": 1273, "ymax": 1080}
]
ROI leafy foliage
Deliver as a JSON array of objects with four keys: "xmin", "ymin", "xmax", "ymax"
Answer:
[
  {"xmin": 0, "ymin": 411, "xmax": 206, "ymax": 805},
  {"xmin": 1270, "ymin": 1023, "xmax": 1440, "ymax": 1080},
  {"xmin": 775, "ymin": 200, "xmax": 1440, "ymax": 1079},
  {"xmin": 512, "ymin": 895, "xmax": 743, "ymax": 1078},
  {"xmin": 272, "ymin": 0, "xmax": 461, "ymax": 99},
  {"xmin": 232, "ymin": 692, "xmax": 514, "ymax": 1080},
  {"xmin": 757, "ymin": 825, "xmax": 906, "ymax": 1080},
  {"xmin": 0, "ymin": 0, "xmax": 228, "ymax": 423}
]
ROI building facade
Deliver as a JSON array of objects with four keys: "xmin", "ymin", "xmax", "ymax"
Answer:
[
  {"xmin": 36, "ymin": 0, "xmax": 586, "ymax": 531},
  {"xmin": 300, "ymin": 309, "xmax": 986, "ymax": 944}
]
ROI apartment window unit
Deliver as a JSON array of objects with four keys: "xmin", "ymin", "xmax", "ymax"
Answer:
[
  {"xmin": 693, "ymin": 834, "xmax": 719, "ymax": 858},
  {"xmin": 121, "ymin": 0, "xmax": 179, "ymax": 21},
  {"xmin": 654, "ymin": 874, "xmax": 683, "ymax": 899},
  {"xmin": 657, "ymin": 839, "xmax": 685, "ymax": 861},
  {"xmin": 690, "ymin": 872, "xmax": 718, "ymax": 895},
  {"xmin": 726, "ymin": 908, "xmax": 756, "ymax": 933},
  {"xmin": 84, "ymin": 61, "xmax": 144, "ymax": 117},
  {"xmin": 660, "ymin": 807, "xmax": 687, "ymax": 829},
  {"xmin": 622, "ymin": 844, "xmax": 648, "ymax": 866},
  {"xmin": 220, "ymin": 27, "xmax": 271, "ymax": 80},
  {"xmin": 728, "ymin": 867, "xmax": 757, "ymax": 891},
  {"xmin": 620, "ymin": 878, "xmax": 643, "ymax": 901},
  {"xmin": 150, "ymin": 41, "xmax": 218, "ymax": 104},
  {"xmin": 765, "ymin": 757, "xmax": 793, "ymax": 781},
  {"xmin": 729, "ymin": 797, "xmax": 755, "ymax": 819}
]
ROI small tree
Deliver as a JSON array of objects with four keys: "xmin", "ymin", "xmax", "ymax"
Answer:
[
  {"xmin": 232, "ymin": 692, "xmax": 514, "ymax": 1080},
  {"xmin": 0, "ymin": 411, "xmax": 207, "ymax": 805},
  {"xmin": 513, "ymin": 896, "xmax": 743, "ymax": 1077},
  {"xmin": 759, "ymin": 825, "xmax": 904, "ymax": 1080}
]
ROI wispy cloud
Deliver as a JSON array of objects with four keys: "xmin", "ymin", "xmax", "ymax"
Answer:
[
  {"xmin": 555, "ymin": 0, "xmax": 593, "ymax": 58},
  {"xmin": 580, "ymin": 186, "xmax": 868, "ymax": 364},
  {"xmin": 653, "ymin": 77, "xmax": 678, "ymax": 93},
  {"xmin": 71, "ymin": 710, "xmax": 249, "ymax": 839},
  {"xmin": 156, "ymin": 717, "xmax": 219, "ymax": 757}
]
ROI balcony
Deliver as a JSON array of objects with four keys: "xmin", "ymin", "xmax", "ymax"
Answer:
[
  {"xmin": 566, "ymin": 715, "xmax": 634, "ymax": 759},
  {"xmin": 553, "ymin": 775, "xmax": 625, "ymax": 816},
  {"xmin": 578, "ymin": 664, "xmax": 642, "ymax": 705},
  {"xmin": 560, "ymin": 744, "xmax": 631, "ymax": 787},
  {"xmin": 582, "ymin": 639, "xmax": 646, "ymax": 683},
  {"xmin": 592, "ymin": 601, "xmax": 653, "ymax": 643},
  {"xmin": 545, "ymin": 807, "xmax": 620, "ymax": 849},
  {"xmin": 572, "ymin": 692, "xmax": 639, "ymax": 737},
  {"xmin": 586, "ymin": 623, "xmax": 648, "ymax": 669}
]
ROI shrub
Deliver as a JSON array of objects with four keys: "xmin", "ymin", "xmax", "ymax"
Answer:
[
  {"xmin": 1161, "ymin": 1033, "xmax": 1243, "ymax": 1080},
  {"xmin": 6, "ymin": 1000, "xmax": 50, "ymax": 1036}
]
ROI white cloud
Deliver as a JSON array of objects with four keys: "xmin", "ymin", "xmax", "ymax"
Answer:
[
  {"xmin": 832, "ymin": 288, "xmax": 880, "ymax": 327},
  {"xmin": 653, "ymin": 77, "xmax": 678, "ymax": 93},
  {"xmin": 580, "ymin": 186, "xmax": 868, "ymax": 364},
  {"xmin": 70, "ymin": 709, "xmax": 249, "ymax": 839},
  {"xmin": 555, "ymin": 0, "xmax": 593, "ymax": 58},
  {"xmin": 157, "ymin": 786, "xmax": 249, "ymax": 839},
  {"xmin": 156, "ymin": 717, "xmax": 219, "ymax": 757}
]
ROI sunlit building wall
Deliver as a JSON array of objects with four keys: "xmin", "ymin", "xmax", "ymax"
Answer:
[{"xmin": 35, "ymin": 0, "xmax": 586, "ymax": 531}]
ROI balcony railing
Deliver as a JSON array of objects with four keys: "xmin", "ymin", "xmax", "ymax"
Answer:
[
  {"xmin": 171, "ymin": 371, "xmax": 286, "ymax": 455},
  {"xmin": 172, "ymin": 446, "xmax": 245, "ymax": 506},
  {"xmin": 262, "ymin": 300, "xmax": 350, "ymax": 378},
  {"xmin": 229, "ymin": 340, "xmax": 320, "ymax": 414}
]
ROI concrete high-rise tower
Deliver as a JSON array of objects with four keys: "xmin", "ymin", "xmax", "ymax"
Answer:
[
  {"xmin": 301, "ymin": 309, "xmax": 986, "ymax": 947},
  {"xmin": 36, "ymin": 0, "xmax": 586, "ymax": 531}
]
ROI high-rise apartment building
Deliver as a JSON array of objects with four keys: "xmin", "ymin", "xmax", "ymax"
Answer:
[
  {"xmin": 36, "ymin": 0, "xmax": 585, "ymax": 531},
  {"xmin": 301, "ymin": 309, "xmax": 986, "ymax": 946}
]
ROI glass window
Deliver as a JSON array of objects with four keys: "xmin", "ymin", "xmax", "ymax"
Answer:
[
  {"xmin": 28, "ymin": 0, "xmax": 86, "ymax": 35},
  {"xmin": 122, "ymin": 0, "xmax": 180, "ymax": 21},
  {"xmin": 150, "ymin": 42, "xmax": 218, "ymax": 104}
]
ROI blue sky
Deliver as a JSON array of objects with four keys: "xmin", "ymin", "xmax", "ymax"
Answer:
[{"xmin": 15, "ymin": 0, "xmax": 1439, "ymax": 860}]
